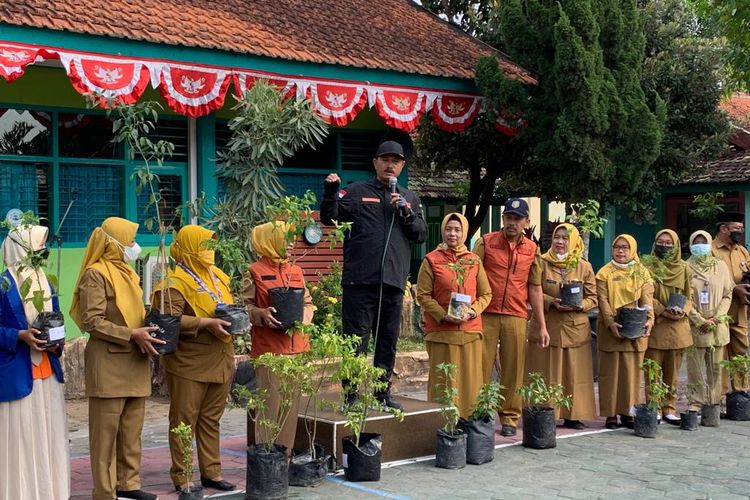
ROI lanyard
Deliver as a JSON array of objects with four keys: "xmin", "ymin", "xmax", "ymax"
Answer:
[{"xmin": 177, "ymin": 262, "xmax": 225, "ymax": 305}]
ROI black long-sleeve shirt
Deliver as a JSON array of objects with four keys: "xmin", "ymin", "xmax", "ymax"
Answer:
[{"xmin": 320, "ymin": 177, "xmax": 426, "ymax": 290}]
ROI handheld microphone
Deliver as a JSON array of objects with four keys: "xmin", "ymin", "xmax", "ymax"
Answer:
[{"xmin": 389, "ymin": 176, "xmax": 398, "ymax": 194}]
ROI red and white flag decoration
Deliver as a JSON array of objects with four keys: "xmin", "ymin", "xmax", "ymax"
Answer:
[
  {"xmin": 306, "ymin": 83, "xmax": 367, "ymax": 126},
  {"xmin": 59, "ymin": 53, "xmax": 150, "ymax": 106},
  {"xmin": 232, "ymin": 72, "xmax": 296, "ymax": 100},
  {"xmin": 155, "ymin": 64, "xmax": 231, "ymax": 117},
  {"xmin": 370, "ymin": 88, "xmax": 431, "ymax": 131},
  {"xmin": 0, "ymin": 40, "xmax": 523, "ymax": 132},
  {"xmin": 431, "ymin": 94, "xmax": 482, "ymax": 131},
  {"xmin": 0, "ymin": 43, "xmax": 45, "ymax": 82}
]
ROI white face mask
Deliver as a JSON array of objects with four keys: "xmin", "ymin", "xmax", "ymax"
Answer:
[
  {"xmin": 556, "ymin": 252, "xmax": 568, "ymax": 260},
  {"xmin": 124, "ymin": 242, "xmax": 142, "ymax": 263}
]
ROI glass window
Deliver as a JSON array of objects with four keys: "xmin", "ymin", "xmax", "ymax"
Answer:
[
  {"xmin": 0, "ymin": 109, "xmax": 51, "ymax": 156},
  {"xmin": 279, "ymin": 173, "xmax": 324, "ymax": 201},
  {"xmin": 59, "ymin": 164, "xmax": 122, "ymax": 243},
  {"xmin": 0, "ymin": 160, "xmax": 49, "ymax": 237},
  {"xmin": 137, "ymin": 174, "xmax": 184, "ymax": 234},
  {"xmin": 58, "ymin": 113, "xmax": 120, "ymax": 159},
  {"xmin": 145, "ymin": 118, "xmax": 188, "ymax": 163},
  {"xmin": 283, "ymin": 134, "xmax": 337, "ymax": 170}
]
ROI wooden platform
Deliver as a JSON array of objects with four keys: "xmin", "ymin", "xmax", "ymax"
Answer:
[{"xmin": 247, "ymin": 393, "xmax": 444, "ymax": 467}]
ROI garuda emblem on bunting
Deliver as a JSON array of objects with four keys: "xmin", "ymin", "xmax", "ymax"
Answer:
[
  {"xmin": 157, "ymin": 65, "xmax": 231, "ymax": 117},
  {"xmin": 308, "ymin": 83, "xmax": 367, "ymax": 127},
  {"xmin": 431, "ymin": 94, "xmax": 482, "ymax": 132},
  {"xmin": 0, "ymin": 44, "xmax": 44, "ymax": 82},
  {"xmin": 60, "ymin": 53, "xmax": 151, "ymax": 106},
  {"xmin": 372, "ymin": 89, "xmax": 429, "ymax": 131}
]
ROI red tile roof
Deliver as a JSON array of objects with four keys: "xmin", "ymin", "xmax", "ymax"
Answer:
[
  {"xmin": 721, "ymin": 92, "xmax": 750, "ymax": 130},
  {"xmin": 683, "ymin": 148, "xmax": 750, "ymax": 184},
  {"xmin": 0, "ymin": 0, "xmax": 535, "ymax": 84}
]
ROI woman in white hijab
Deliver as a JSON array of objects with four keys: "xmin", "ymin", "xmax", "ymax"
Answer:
[
  {"xmin": 0, "ymin": 224, "xmax": 70, "ymax": 500},
  {"xmin": 685, "ymin": 230, "xmax": 734, "ymax": 414}
]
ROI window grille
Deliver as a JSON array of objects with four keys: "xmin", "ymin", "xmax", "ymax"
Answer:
[{"xmin": 58, "ymin": 164, "xmax": 121, "ymax": 243}]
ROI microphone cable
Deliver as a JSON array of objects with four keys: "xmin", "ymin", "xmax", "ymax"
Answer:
[{"xmin": 371, "ymin": 197, "xmax": 398, "ymax": 379}]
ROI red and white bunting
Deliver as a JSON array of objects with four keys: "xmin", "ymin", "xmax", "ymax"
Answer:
[
  {"xmin": 370, "ymin": 88, "xmax": 431, "ymax": 131},
  {"xmin": 232, "ymin": 72, "xmax": 296, "ymax": 100},
  {"xmin": 494, "ymin": 112, "xmax": 526, "ymax": 138},
  {"xmin": 155, "ymin": 64, "xmax": 231, "ymax": 117},
  {"xmin": 59, "ymin": 53, "xmax": 150, "ymax": 105},
  {"xmin": 0, "ymin": 43, "xmax": 45, "ymax": 82},
  {"xmin": 306, "ymin": 83, "xmax": 367, "ymax": 127},
  {"xmin": 431, "ymin": 94, "xmax": 482, "ymax": 131}
]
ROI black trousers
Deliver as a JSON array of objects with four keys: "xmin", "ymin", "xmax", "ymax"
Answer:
[{"xmin": 342, "ymin": 284, "xmax": 403, "ymax": 389}]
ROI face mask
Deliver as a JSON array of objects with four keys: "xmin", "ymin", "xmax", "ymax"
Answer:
[
  {"xmin": 198, "ymin": 249, "xmax": 215, "ymax": 267},
  {"xmin": 690, "ymin": 244, "xmax": 711, "ymax": 257},
  {"xmin": 730, "ymin": 231, "xmax": 744, "ymax": 244},
  {"xmin": 123, "ymin": 242, "xmax": 141, "ymax": 263},
  {"xmin": 653, "ymin": 244, "xmax": 673, "ymax": 259},
  {"xmin": 556, "ymin": 252, "xmax": 568, "ymax": 260}
]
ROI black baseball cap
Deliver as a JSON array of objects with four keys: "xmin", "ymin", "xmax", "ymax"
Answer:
[
  {"xmin": 375, "ymin": 141, "xmax": 405, "ymax": 159},
  {"xmin": 503, "ymin": 198, "xmax": 529, "ymax": 218}
]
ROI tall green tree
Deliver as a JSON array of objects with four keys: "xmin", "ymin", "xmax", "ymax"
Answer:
[{"xmin": 415, "ymin": 0, "xmax": 665, "ymax": 235}]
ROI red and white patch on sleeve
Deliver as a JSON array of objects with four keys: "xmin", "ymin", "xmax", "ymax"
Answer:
[{"xmin": 338, "ymin": 189, "xmax": 347, "ymax": 199}]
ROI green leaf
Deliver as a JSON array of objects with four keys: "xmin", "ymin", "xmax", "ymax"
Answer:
[{"xmin": 19, "ymin": 277, "xmax": 31, "ymax": 299}]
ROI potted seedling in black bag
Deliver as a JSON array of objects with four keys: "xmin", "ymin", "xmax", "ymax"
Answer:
[
  {"xmin": 559, "ymin": 250, "xmax": 584, "ymax": 309},
  {"xmin": 445, "ymin": 256, "xmax": 478, "ymax": 321},
  {"xmin": 107, "ymin": 100, "xmax": 181, "ymax": 355},
  {"xmin": 460, "ymin": 381, "xmax": 504, "ymax": 465},
  {"xmin": 720, "ymin": 354, "xmax": 750, "ymax": 421},
  {"xmin": 634, "ymin": 359, "xmax": 670, "ymax": 438},
  {"xmin": 614, "ymin": 261, "xmax": 655, "ymax": 339},
  {"xmin": 433, "ymin": 363, "xmax": 466, "ymax": 470},
  {"xmin": 517, "ymin": 372, "xmax": 572, "ymax": 449},
  {"xmin": 170, "ymin": 422, "xmax": 202, "ymax": 500}
]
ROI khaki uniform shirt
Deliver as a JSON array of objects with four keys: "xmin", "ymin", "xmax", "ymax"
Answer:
[
  {"xmin": 596, "ymin": 278, "xmax": 654, "ymax": 353},
  {"xmin": 712, "ymin": 238, "xmax": 750, "ymax": 329},
  {"xmin": 687, "ymin": 260, "xmax": 733, "ymax": 348},
  {"xmin": 78, "ymin": 269, "xmax": 151, "ymax": 398},
  {"xmin": 649, "ymin": 273, "xmax": 693, "ymax": 351}
]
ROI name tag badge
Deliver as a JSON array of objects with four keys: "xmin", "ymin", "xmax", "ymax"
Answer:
[
  {"xmin": 700, "ymin": 290, "xmax": 710, "ymax": 305},
  {"xmin": 361, "ymin": 197, "xmax": 381, "ymax": 203},
  {"xmin": 48, "ymin": 326, "xmax": 66, "ymax": 341},
  {"xmin": 569, "ymin": 286, "xmax": 581, "ymax": 294}
]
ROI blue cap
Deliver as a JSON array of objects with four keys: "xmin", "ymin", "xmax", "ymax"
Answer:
[{"xmin": 503, "ymin": 198, "xmax": 529, "ymax": 218}]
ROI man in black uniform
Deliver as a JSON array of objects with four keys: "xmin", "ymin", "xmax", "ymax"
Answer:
[{"xmin": 321, "ymin": 141, "xmax": 427, "ymax": 409}]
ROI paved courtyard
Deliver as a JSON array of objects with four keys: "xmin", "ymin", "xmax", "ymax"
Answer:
[{"xmin": 67, "ymin": 397, "xmax": 750, "ymax": 499}]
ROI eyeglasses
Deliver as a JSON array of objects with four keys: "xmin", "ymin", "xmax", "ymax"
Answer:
[{"xmin": 613, "ymin": 245, "xmax": 630, "ymax": 251}]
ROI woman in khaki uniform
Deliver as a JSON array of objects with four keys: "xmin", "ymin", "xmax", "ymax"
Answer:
[
  {"xmin": 151, "ymin": 225, "xmax": 236, "ymax": 492},
  {"xmin": 526, "ymin": 223, "xmax": 597, "ymax": 429},
  {"xmin": 644, "ymin": 229, "xmax": 693, "ymax": 424},
  {"xmin": 417, "ymin": 213, "xmax": 493, "ymax": 418},
  {"xmin": 70, "ymin": 217, "xmax": 162, "ymax": 500},
  {"xmin": 686, "ymin": 230, "xmax": 733, "ymax": 412},
  {"xmin": 596, "ymin": 234, "xmax": 654, "ymax": 430}
]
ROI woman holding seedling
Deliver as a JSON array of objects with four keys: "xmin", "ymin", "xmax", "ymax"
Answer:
[
  {"xmin": 526, "ymin": 223, "xmax": 597, "ymax": 430},
  {"xmin": 417, "ymin": 212, "xmax": 492, "ymax": 418},
  {"xmin": 152, "ymin": 225, "xmax": 236, "ymax": 492},
  {"xmin": 596, "ymin": 234, "xmax": 654, "ymax": 430},
  {"xmin": 0, "ymin": 223, "xmax": 69, "ymax": 500},
  {"xmin": 685, "ymin": 230, "xmax": 733, "ymax": 413},
  {"xmin": 643, "ymin": 229, "xmax": 693, "ymax": 424}
]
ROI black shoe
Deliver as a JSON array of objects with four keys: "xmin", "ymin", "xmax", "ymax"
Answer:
[
  {"xmin": 619, "ymin": 415, "xmax": 635, "ymax": 430},
  {"xmin": 375, "ymin": 392, "xmax": 404, "ymax": 411},
  {"xmin": 344, "ymin": 391, "xmax": 360, "ymax": 408},
  {"xmin": 201, "ymin": 476, "xmax": 235, "ymax": 491},
  {"xmin": 563, "ymin": 419, "xmax": 585, "ymax": 430},
  {"xmin": 500, "ymin": 424, "xmax": 517, "ymax": 436},
  {"xmin": 115, "ymin": 490, "xmax": 157, "ymax": 500},
  {"xmin": 605, "ymin": 417, "xmax": 618, "ymax": 430}
]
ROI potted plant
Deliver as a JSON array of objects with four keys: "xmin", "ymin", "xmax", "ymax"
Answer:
[
  {"xmin": 566, "ymin": 200, "xmax": 607, "ymax": 260},
  {"xmin": 634, "ymin": 359, "xmax": 670, "ymax": 438},
  {"xmin": 720, "ymin": 354, "xmax": 750, "ymax": 421},
  {"xmin": 615, "ymin": 261, "xmax": 655, "ymax": 339},
  {"xmin": 263, "ymin": 191, "xmax": 350, "ymax": 330},
  {"xmin": 339, "ymin": 344, "xmax": 402, "ymax": 482},
  {"xmin": 517, "ymin": 372, "xmax": 572, "ymax": 449},
  {"xmin": 170, "ymin": 422, "xmax": 202, "ymax": 500},
  {"xmin": 107, "ymin": 100, "xmax": 181, "ymax": 355},
  {"xmin": 445, "ymin": 256, "xmax": 479, "ymax": 320},
  {"xmin": 641, "ymin": 250, "xmax": 688, "ymax": 314},
  {"xmin": 288, "ymin": 323, "xmax": 353, "ymax": 487},
  {"xmin": 235, "ymin": 352, "xmax": 313, "ymax": 500},
  {"xmin": 432, "ymin": 363, "xmax": 466, "ymax": 470},
  {"xmin": 460, "ymin": 381, "xmax": 504, "ymax": 465},
  {"xmin": 558, "ymin": 247, "xmax": 584, "ymax": 309},
  {"xmin": 0, "ymin": 212, "xmax": 64, "ymax": 349}
]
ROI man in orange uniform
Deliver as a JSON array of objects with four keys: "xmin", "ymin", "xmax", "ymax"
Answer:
[{"xmin": 474, "ymin": 198, "xmax": 549, "ymax": 436}]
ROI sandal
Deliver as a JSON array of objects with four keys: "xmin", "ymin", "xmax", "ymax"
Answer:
[{"xmin": 564, "ymin": 419, "xmax": 585, "ymax": 430}]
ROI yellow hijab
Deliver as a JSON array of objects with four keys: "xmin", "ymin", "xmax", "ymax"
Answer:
[
  {"xmin": 651, "ymin": 229, "xmax": 690, "ymax": 304},
  {"xmin": 437, "ymin": 212, "xmax": 470, "ymax": 255},
  {"xmin": 596, "ymin": 234, "xmax": 650, "ymax": 310},
  {"xmin": 687, "ymin": 230, "xmax": 719, "ymax": 278},
  {"xmin": 2, "ymin": 225, "xmax": 53, "ymax": 324},
  {"xmin": 542, "ymin": 223, "xmax": 584, "ymax": 269},
  {"xmin": 252, "ymin": 221, "xmax": 290, "ymax": 263},
  {"xmin": 70, "ymin": 217, "xmax": 144, "ymax": 329},
  {"xmin": 162, "ymin": 225, "xmax": 233, "ymax": 319}
]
